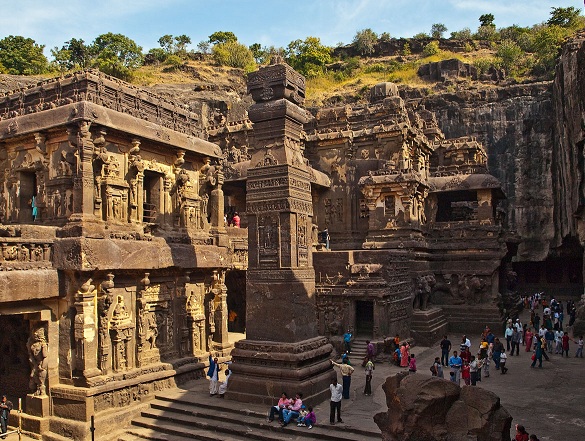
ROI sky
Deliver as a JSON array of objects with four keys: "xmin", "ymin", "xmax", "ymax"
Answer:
[{"xmin": 0, "ymin": 0, "xmax": 584, "ymax": 56}]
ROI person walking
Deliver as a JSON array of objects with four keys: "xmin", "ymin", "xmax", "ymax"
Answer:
[
  {"xmin": 562, "ymin": 331, "xmax": 570, "ymax": 357},
  {"xmin": 364, "ymin": 359, "xmax": 374, "ymax": 395},
  {"xmin": 399, "ymin": 342, "xmax": 410, "ymax": 368},
  {"xmin": 329, "ymin": 378, "xmax": 343, "ymax": 425},
  {"xmin": 505, "ymin": 325, "xmax": 514, "ymax": 351},
  {"xmin": 408, "ymin": 353, "xmax": 417, "ymax": 374},
  {"xmin": 500, "ymin": 349, "xmax": 508, "ymax": 374},
  {"xmin": 511, "ymin": 328, "xmax": 521, "ymax": 356},
  {"xmin": 440, "ymin": 335, "xmax": 451, "ymax": 366},
  {"xmin": 0, "ymin": 396, "xmax": 13, "ymax": 438},
  {"xmin": 554, "ymin": 329, "xmax": 564, "ymax": 354},
  {"xmin": 343, "ymin": 329, "xmax": 353, "ymax": 353},
  {"xmin": 331, "ymin": 358, "xmax": 354, "ymax": 399},
  {"xmin": 218, "ymin": 368, "xmax": 230, "ymax": 397},
  {"xmin": 469, "ymin": 356, "xmax": 479, "ymax": 385},
  {"xmin": 531, "ymin": 340, "xmax": 543, "ymax": 368},
  {"xmin": 524, "ymin": 328, "xmax": 534, "ymax": 352},
  {"xmin": 575, "ymin": 335, "xmax": 584, "ymax": 358},
  {"xmin": 431, "ymin": 357, "xmax": 443, "ymax": 378},
  {"xmin": 365, "ymin": 340, "xmax": 376, "ymax": 363},
  {"xmin": 493, "ymin": 338, "xmax": 504, "ymax": 370}
]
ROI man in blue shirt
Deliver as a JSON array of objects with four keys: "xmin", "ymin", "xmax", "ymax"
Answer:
[
  {"xmin": 343, "ymin": 330, "xmax": 352, "ymax": 353},
  {"xmin": 449, "ymin": 350, "xmax": 462, "ymax": 385}
]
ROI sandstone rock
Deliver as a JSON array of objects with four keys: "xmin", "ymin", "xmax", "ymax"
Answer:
[{"xmin": 375, "ymin": 374, "xmax": 512, "ymax": 441}]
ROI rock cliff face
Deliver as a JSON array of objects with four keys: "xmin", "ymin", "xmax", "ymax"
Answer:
[
  {"xmin": 409, "ymin": 83, "xmax": 555, "ymax": 261},
  {"xmin": 552, "ymin": 31, "xmax": 585, "ymax": 249}
]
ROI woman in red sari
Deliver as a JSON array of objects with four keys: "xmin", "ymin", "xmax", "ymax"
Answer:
[
  {"xmin": 399, "ymin": 342, "xmax": 410, "ymax": 367},
  {"xmin": 524, "ymin": 328, "xmax": 533, "ymax": 352}
]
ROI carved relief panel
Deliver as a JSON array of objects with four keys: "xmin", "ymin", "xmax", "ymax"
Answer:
[{"xmin": 258, "ymin": 214, "xmax": 279, "ymax": 266}]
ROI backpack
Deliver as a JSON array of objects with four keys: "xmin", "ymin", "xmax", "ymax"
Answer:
[{"xmin": 430, "ymin": 364, "xmax": 436, "ymax": 374}]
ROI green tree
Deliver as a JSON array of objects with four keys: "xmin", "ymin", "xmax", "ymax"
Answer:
[
  {"xmin": 479, "ymin": 14, "xmax": 495, "ymax": 28},
  {"xmin": 422, "ymin": 41, "xmax": 440, "ymax": 57},
  {"xmin": 413, "ymin": 32, "xmax": 430, "ymax": 40},
  {"xmin": 0, "ymin": 35, "xmax": 49, "ymax": 75},
  {"xmin": 208, "ymin": 31, "xmax": 237, "ymax": 45},
  {"xmin": 249, "ymin": 43, "xmax": 263, "ymax": 63},
  {"xmin": 174, "ymin": 35, "xmax": 191, "ymax": 54},
  {"xmin": 380, "ymin": 32, "xmax": 391, "ymax": 42},
  {"xmin": 285, "ymin": 37, "xmax": 332, "ymax": 78},
  {"xmin": 402, "ymin": 42, "xmax": 411, "ymax": 56},
  {"xmin": 529, "ymin": 24, "xmax": 567, "ymax": 74},
  {"xmin": 90, "ymin": 33, "xmax": 143, "ymax": 80},
  {"xmin": 450, "ymin": 28, "xmax": 472, "ymax": 40},
  {"xmin": 158, "ymin": 34, "xmax": 174, "ymax": 53},
  {"xmin": 51, "ymin": 38, "xmax": 91, "ymax": 71},
  {"xmin": 496, "ymin": 39, "xmax": 523, "ymax": 74},
  {"xmin": 212, "ymin": 40, "xmax": 255, "ymax": 71},
  {"xmin": 431, "ymin": 23, "xmax": 448, "ymax": 39},
  {"xmin": 476, "ymin": 25, "xmax": 498, "ymax": 41},
  {"xmin": 547, "ymin": 6, "xmax": 581, "ymax": 28},
  {"xmin": 197, "ymin": 40, "xmax": 210, "ymax": 54},
  {"xmin": 353, "ymin": 28, "xmax": 378, "ymax": 56}
]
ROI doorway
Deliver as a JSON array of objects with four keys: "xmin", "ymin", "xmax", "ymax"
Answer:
[
  {"xmin": 143, "ymin": 171, "xmax": 162, "ymax": 223},
  {"xmin": 0, "ymin": 315, "xmax": 31, "ymax": 403},
  {"xmin": 355, "ymin": 300, "xmax": 374, "ymax": 336},
  {"xmin": 19, "ymin": 171, "xmax": 37, "ymax": 223}
]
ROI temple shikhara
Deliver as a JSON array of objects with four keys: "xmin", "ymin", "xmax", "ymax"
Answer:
[{"xmin": 0, "ymin": 62, "xmax": 509, "ymax": 439}]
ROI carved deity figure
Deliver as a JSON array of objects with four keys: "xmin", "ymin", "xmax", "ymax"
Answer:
[
  {"xmin": 28, "ymin": 325, "xmax": 48, "ymax": 396},
  {"xmin": 414, "ymin": 274, "xmax": 436, "ymax": 310}
]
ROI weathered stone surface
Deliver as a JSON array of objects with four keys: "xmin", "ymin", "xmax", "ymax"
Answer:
[{"xmin": 374, "ymin": 373, "xmax": 512, "ymax": 441}]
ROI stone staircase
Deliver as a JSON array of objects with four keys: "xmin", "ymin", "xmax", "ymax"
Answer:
[{"xmin": 118, "ymin": 388, "xmax": 380, "ymax": 441}]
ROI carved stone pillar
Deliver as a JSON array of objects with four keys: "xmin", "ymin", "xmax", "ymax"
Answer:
[
  {"xmin": 73, "ymin": 278, "xmax": 101, "ymax": 380},
  {"xmin": 210, "ymin": 270, "xmax": 231, "ymax": 354},
  {"xmin": 228, "ymin": 58, "xmax": 334, "ymax": 405},
  {"xmin": 68, "ymin": 121, "xmax": 97, "ymax": 222}
]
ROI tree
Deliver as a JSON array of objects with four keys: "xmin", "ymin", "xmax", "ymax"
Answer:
[
  {"xmin": 197, "ymin": 41, "xmax": 210, "ymax": 54},
  {"xmin": 212, "ymin": 40, "xmax": 255, "ymax": 71},
  {"xmin": 0, "ymin": 35, "xmax": 49, "ymax": 75},
  {"xmin": 422, "ymin": 41, "xmax": 440, "ymax": 57},
  {"xmin": 479, "ymin": 14, "xmax": 495, "ymax": 28},
  {"xmin": 285, "ymin": 37, "xmax": 332, "ymax": 78},
  {"xmin": 431, "ymin": 23, "xmax": 448, "ymax": 39},
  {"xmin": 496, "ymin": 39, "xmax": 523, "ymax": 74},
  {"xmin": 413, "ymin": 32, "xmax": 430, "ymax": 40},
  {"xmin": 174, "ymin": 35, "xmax": 191, "ymax": 54},
  {"xmin": 547, "ymin": 6, "xmax": 581, "ymax": 28},
  {"xmin": 380, "ymin": 32, "xmax": 391, "ymax": 43},
  {"xmin": 450, "ymin": 28, "xmax": 472, "ymax": 40},
  {"xmin": 51, "ymin": 38, "xmax": 91, "ymax": 71},
  {"xmin": 249, "ymin": 43, "xmax": 263, "ymax": 63},
  {"xmin": 158, "ymin": 35, "xmax": 174, "ymax": 53},
  {"xmin": 353, "ymin": 28, "xmax": 378, "ymax": 56},
  {"xmin": 208, "ymin": 31, "xmax": 237, "ymax": 45},
  {"xmin": 90, "ymin": 33, "xmax": 143, "ymax": 80}
]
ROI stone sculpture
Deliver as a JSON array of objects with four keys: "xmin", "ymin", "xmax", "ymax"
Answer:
[{"xmin": 28, "ymin": 325, "xmax": 48, "ymax": 396}]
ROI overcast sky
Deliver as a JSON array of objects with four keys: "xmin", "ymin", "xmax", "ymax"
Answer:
[{"xmin": 0, "ymin": 0, "xmax": 583, "ymax": 55}]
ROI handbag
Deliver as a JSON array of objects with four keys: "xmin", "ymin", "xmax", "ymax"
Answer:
[{"xmin": 531, "ymin": 353, "xmax": 536, "ymax": 361}]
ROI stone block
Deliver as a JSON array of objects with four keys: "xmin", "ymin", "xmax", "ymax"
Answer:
[{"xmin": 26, "ymin": 394, "xmax": 49, "ymax": 417}]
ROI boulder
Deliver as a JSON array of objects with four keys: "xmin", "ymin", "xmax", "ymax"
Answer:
[{"xmin": 375, "ymin": 374, "xmax": 512, "ymax": 441}]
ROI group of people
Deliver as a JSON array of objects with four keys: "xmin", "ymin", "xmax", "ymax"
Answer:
[
  {"xmin": 207, "ymin": 355, "xmax": 230, "ymax": 397},
  {"xmin": 267, "ymin": 392, "xmax": 316, "ymax": 428}
]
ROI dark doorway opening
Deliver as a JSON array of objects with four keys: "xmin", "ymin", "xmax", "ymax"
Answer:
[
  {"xmin": 226, "ymin": 270, "xmax": 246, "ymax": 333},
  {"xmin": 0, "ymin": 315, "xmax": 31, "ymax": 405},
  {"xmin": 355, "ymin": 300, "xmax": 374, "ymax": 336},
  {"xmin": 19, "ymin": 171, "xmax": 37, "ymax": 223},
  {"xmin": 143, "ymin": 171, "xmax": 161, "ymax": 223},
  {"xmin": 436, "ymin": 190, "xmax": 478, "ymax": 222}
]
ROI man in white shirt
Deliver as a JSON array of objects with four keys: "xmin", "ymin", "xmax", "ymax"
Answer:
[{"xmin": 329, "ymin": 378, "xmax": 343, "ymax": 425}]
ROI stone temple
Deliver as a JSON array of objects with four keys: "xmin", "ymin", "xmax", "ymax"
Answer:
[{"xmin": 0, "ymin": 43, "xmax": 583, "ymax": 439}]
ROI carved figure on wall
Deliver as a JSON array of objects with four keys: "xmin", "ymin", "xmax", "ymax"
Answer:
[
  {"xmin": 57, "ymin": 150, "xmax": 73, "ymax": 176},
  {"xmin": 28, "ymin": 325, "xmax": 48, "ymax": 396},
  {"xmin": 97, "ymin": 274, "xmax": 114, "ymax": 373},
  {"xmin": 144, "ymin": 311, "xmax": 158, "ymax": 350},
  {"xmin": 414, "ymin": 274, "xmax": 436, "ymax": 310}
]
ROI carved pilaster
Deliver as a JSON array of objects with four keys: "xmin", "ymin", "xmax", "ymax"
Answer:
[
  {"xmin": 73, "ymin": 278, "xmax": 101, "ymax": 380},
  {"xmin": 68, "ymin": 121, "xmax": 97, "ymax": 221}
]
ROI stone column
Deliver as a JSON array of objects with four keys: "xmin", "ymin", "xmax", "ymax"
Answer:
[
  {"xmin": 73, "ymin": 278, "xmax": 101, "ymax": 381},
  {"xmin": 210, "ymin": 269, "xmax": 231, "ymax": 355},
  {"xmin": 68, "ymin": 121, "xmax": 97, "ymax": 222},
  {"xmin": 227, "ymin": 58, "xmax": 334, "ymax": 404}
]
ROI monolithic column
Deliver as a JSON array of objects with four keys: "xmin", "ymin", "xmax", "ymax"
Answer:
[{"xmin": 227, "ymin": 58, "xmax": 334, "ymax": 404}]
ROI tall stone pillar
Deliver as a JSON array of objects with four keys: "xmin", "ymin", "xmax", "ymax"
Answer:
[
  {"xmin": 227, "ymin": 58, "xmax": 334, "ymax": 404},
  {"xmin": 68, "ymin": 121, "xmax": 97, "ymax": 222}
]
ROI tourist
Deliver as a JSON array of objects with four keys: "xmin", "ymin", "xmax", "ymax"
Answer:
[
  {"xmin": 365, "ymin": 340, "xmax": 376, "ymax": 363},
  {"xmin": 533, "ymin": 313, "xmax": 540, "ymax": 330},
  {"xmin": 0, "ymin": 396, "xmax": 13, "ymax": 438},
  {"xmin": 393, "ymin": 346, "xmax": 401, "ymax": 366},
  {"xmin": 431, "ymin": 357, "xmax": 443, "ymax": 378},
  {"xmin": 575, "ymin": 335, "xmax": 584, "ymax": 358},
  {"xmin": 485, "ymin": 329, "xmax": 495, "ymax": 345},
  {"xmin": 469, "ymin": 356, "xmax": 480, "ymax": 385},
  {"xmin": 207, "ymin": 355, "xmax": 221, "ymax": 396},
  {"xmin": 531, "ymin": 340, "xmax": 543, "ymax": 368},
  {"xmin": 399, "ymin": 342, "xmax": 410, "ymax": 368},
  {"xmin": 329, "ymin": 378, "xmax": 343, "ymax": 425},
  {"xmin": 408, "ymin": 353, "xmax": 417, "ymax": 374},
  {"xmin": 525, "ymin": 328, "xmax": 533, "ymax": 352},
  {"xmin": 499, "ymin": 349, "xmax": 508, "ymax": 374},
  {"xmin": 505, "ymin": 324, "xmax": 514, "ymax": 351},
  {"xmin": 364, "ymin": 359, "xmax": 374, "ymax": 395},
  {"xmin": 493, "ymin": 338, "xmax": 504, "ymax": 370},
  {"xmin": 510, "ymin": 328, "xmax": 522, "ymax": 355},
  {"xmin": 540, "ymin": 336, "xmax": 550, "ymax": 361},
  {"xmin": 268, "ymin": 392, "xmax": 290, "ymax": 423},
  {"xmin": 460, "ymin": 346, "xmax": 471, "ymax": 364},
  {"xmin": 331, "ymin": 358, "xmax": 355, "ymax": 399},
  {"xmin": 449, "ymin": 350, "xmax": 462, "ymax": 385},
  {"xmin": 392, "ymin": 334, "xmax": 400, "ymax": 352},
  {"xmin": 459, "ymin": 335, "xmax": 471, "ymax": 352},
  {"xmin": 461, "ymin": 361, "xmax": 470, "ymax": 385},
  {"xmin": 298, "ymin": 406, "xmax": 316, "ymax": 429},
  {"xmin": 341, "ymin": 351, "xmax": 351, "ymax": 365},
  {"xmin": 281, "ymin": 393, "xmax": 303, "ymax": 427},
  {"xmin": 440, "ymin": 335, "xmax": 451, "ymax": 366},
  {"xmin": 514, "ymin": 424, "xmax": 529, "ymax": 441},
  {"xmin": 231, "ymin": 212, "xmax": 240, "ymax": 228},
  {"xmin": 562, "ymin": 331, "xmax": 570, "ymax": 357},
  {"xmin": 218, "ymin": 368, "xmax": 230, "ymax": 398},
  {"xmin": 538, "ymin": 324, "xmax": 546, "ymax": 339},
  {"xmin": 554, "ymin": 328, "xmax": 564, "ymax": 354},
  {"xmin": 343, "ymin": 329, "xmax": 353, "ymax": 353},
  {"xmin": 544, "ymin": 328, "xmax": 555, "ymax": 353}
]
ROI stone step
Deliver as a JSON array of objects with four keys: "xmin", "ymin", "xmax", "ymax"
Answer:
[
  {"xmin": 137, "ymin": 405, "xmax": 370, "ymax": 441},
  {"xmin": 130, "ymin": 416, "xmax": 251, "ymax": 441}
]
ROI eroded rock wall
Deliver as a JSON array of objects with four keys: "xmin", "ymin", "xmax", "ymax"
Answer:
[{"xmin": 410, "ymin": 83, "xmax": 555, "ymax": 261}]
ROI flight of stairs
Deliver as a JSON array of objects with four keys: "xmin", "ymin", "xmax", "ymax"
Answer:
[{"xmin": 118, "ymin": 388, "xmax": 380, "ymax": 441}]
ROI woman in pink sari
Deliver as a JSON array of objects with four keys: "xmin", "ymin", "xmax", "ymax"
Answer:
[
  {"xmin": 524, "ymin": 328, "xmax": 533, "ymax": 352},
  {"xmin": 399, "ymin": 342, "xmax": 410, "ymax": 367}
]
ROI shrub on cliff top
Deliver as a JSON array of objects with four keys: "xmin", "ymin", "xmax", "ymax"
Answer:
[
  {"xmin": 212, "ymin": 40, "xmax": 256, "ymax": 72},
  {"xmin": 353, "ymin": 28, "xmax": 378, "ymax": 56}
]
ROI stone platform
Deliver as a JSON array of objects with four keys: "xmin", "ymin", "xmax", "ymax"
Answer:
[{"xmin": 410, "ymin": 307, "xmax": 449, "ymax": 346}]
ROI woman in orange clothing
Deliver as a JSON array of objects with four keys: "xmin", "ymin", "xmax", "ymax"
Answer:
[{"xmin": 399, "ymin": 342, "xmax": 410, "ymax": 367}]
